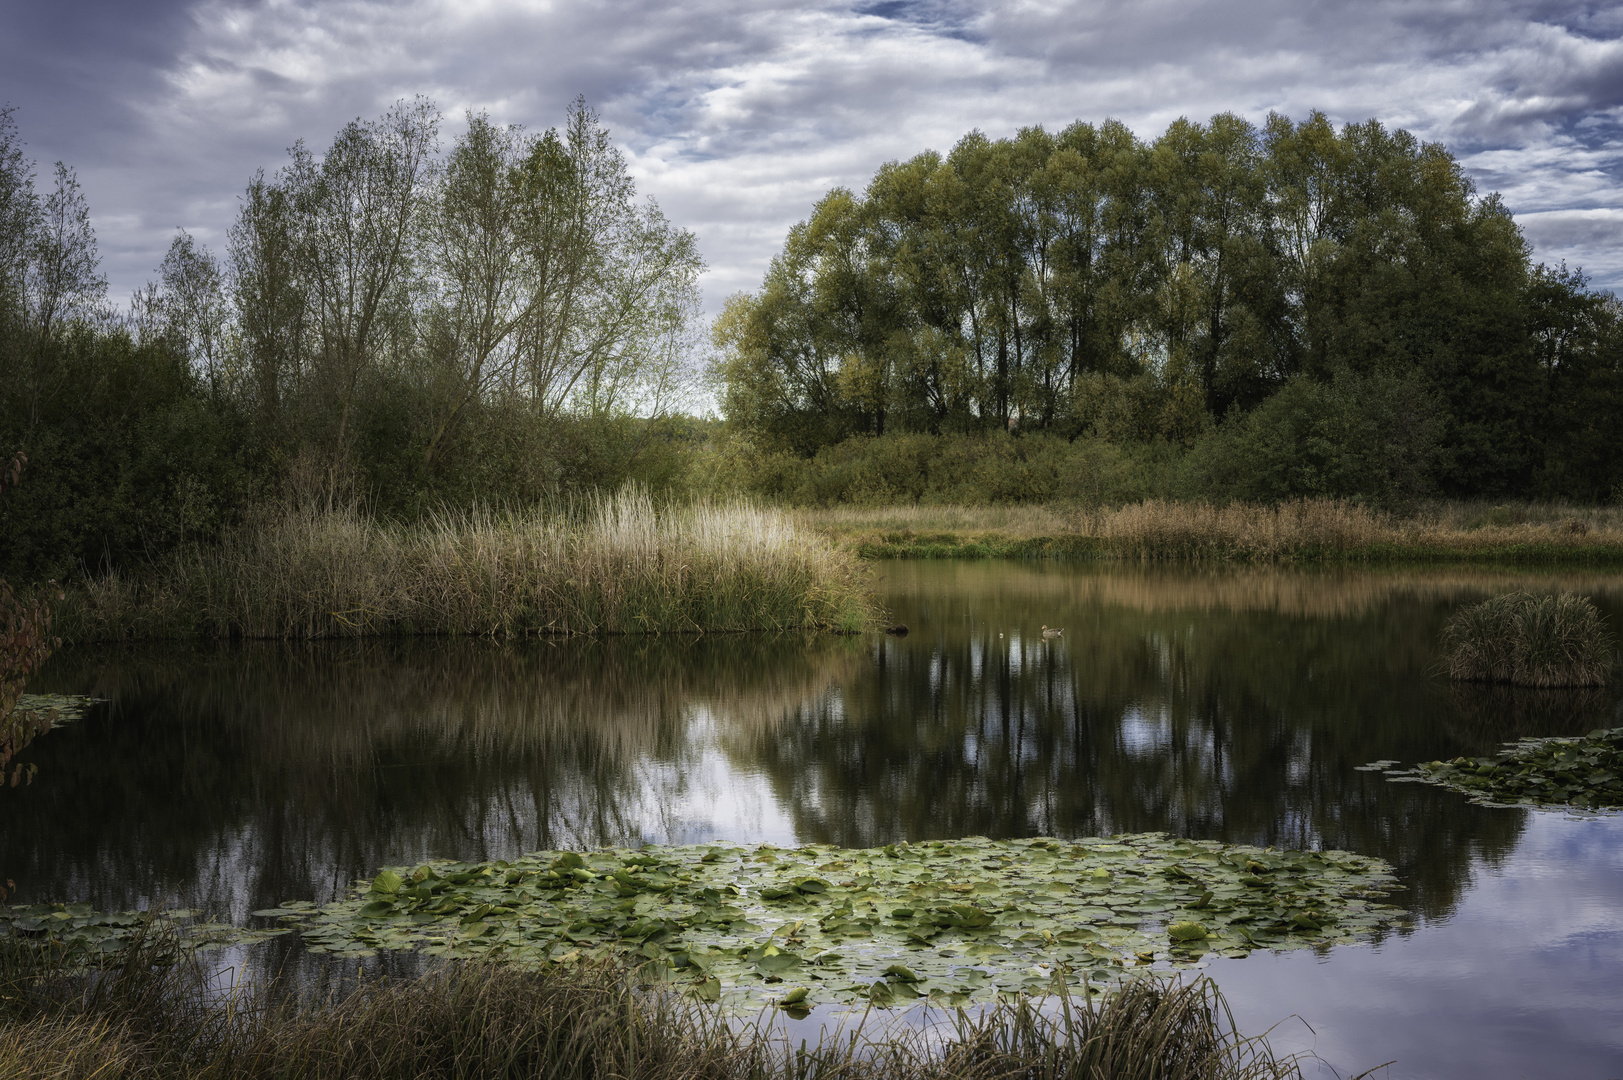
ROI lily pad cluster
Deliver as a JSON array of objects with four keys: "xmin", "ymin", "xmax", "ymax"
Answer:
[
  {"xmin": 0, "ymin": 903, "xmax": 288, "ymax": 963},
  {"xmin": 12, "ymin": 694, "xmax": 102, "ymax": 727},
  {"xmin": 249, "ymin": 835, "xmax": 1405, "ymax": 1011},
  {"xmin": 1391, "ymin": 727, "xmax": 1623, "ymax": 808}
]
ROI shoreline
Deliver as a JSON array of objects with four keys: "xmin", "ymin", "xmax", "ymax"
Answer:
[{"xmin": 828, "ymin": 529, "xmax": 1623, "ymax": 565}]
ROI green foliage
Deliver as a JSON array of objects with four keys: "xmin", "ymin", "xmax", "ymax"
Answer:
[
  {"xmin": 1399, "ymin": 727, "xmax": 1623, "ymax": 808},
  {"xmin": 0, "ymin": 101, "xmax": 709, "ymax": 583},
  {"xmin": 107, "ymin": 835, "xmax": 1406, "ymax": 1011},
  {"xmin": 1178, "ymin": 372, "xmax": 1440, "ymax": 508},
  {"xmin": 714, "ymin": 109, "xmax": 1623, "ymax": 504},
  {"xmin": 726, "ymin": 432, "xmax": 1176, "ymax": 507}
]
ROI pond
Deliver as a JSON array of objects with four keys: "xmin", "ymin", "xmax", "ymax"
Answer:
[{"xmin": 5, "ymin": 561, "xmax": 1623, "ymax": 1078}]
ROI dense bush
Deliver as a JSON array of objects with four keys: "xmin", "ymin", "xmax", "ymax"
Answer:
[
  {"xmin": 726, "ymin": 432, "xmax": 1177, "ymax": 507},
  {"xmin": 1178, "ymin": 372, "xmax": 1441, "ymax": 508}
]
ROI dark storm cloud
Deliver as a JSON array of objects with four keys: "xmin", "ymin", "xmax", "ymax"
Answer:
[{"xmin": 4, "ymin": 0, "xmax": 1621, "ymax": 309}]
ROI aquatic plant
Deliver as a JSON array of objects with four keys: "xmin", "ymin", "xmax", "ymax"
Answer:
[
  {"xmin": 1439, "ymin": 592, "xmax": 1615, "ymax": 687},
  {"xmin": 229, "ymin": 835, "xmax": 1403, "ymax": 1011},
  {"xmin": 61, "ymin": 488, "xmax": 881, "ymax": 640},
  {"xmin": 1392, "ymin": 727, "xmax": 1623, "ymax": 809}
]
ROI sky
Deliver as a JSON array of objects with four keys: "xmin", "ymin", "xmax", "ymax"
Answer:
[{"xmin": 3, "ymin": 0, "xmax": 1622, "ymax": 315}]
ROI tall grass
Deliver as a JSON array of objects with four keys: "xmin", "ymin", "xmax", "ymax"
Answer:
[
  {"xmin": 799, "ymin": 498, "xmax": 1623, "ymax": 563},
  {"xmin": 61, "ymin": 489, "xmax": 880, "ymax": 641},
  {"xmin": 0, "ymin": 934, "xmax": 1302, "ymax": 1080},
  {"xmin": 1440, "ymin": 592, "xmax": 1616, "ymax": 687}
]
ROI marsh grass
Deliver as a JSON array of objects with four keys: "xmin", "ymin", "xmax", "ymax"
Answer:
[
  {"xmin": 61, "ymin": 489, "xmax": 880, "ymax": 642},
  {"xmin": 0, "ymin": 932, "xmax": 1302, "ymax": 1080},
  {"xmin": 1440, "ymin": 592, "xmax": 1616, "ymax": 687},
  {"xmin": 798, "ymin": 498, "xmax": 1623, "ymax": 564}
]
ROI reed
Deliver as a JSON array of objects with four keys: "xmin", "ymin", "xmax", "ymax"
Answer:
[
  {"xmin": 60, "ymin": 489, "xmax": 880, "ymax": 642},
  {"xmin": 1440, "ymin": 592, "xmax": 1616, "ymax": 687},
  {"xmin": 0, "ymin": 934, "xmax": 1302, "ymax": 1080},
  {"xmin": 798, "ymin": 498, "xmax": 1623, "ymax": 564}
]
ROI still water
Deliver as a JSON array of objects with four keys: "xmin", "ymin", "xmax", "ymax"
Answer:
[{"xmin": 6, "ymin": 562, "xmax": 1623, "ymax": 1078}]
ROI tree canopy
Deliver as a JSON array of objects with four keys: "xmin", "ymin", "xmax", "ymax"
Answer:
[{"xmin": 714, "ymin": 111, "xmax": 1623, "ymax": 502}]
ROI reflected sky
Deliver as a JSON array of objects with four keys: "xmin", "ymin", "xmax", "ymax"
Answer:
[{"xmin": 4, "ymin": 561, "xmax": 1623, "ymax": 1079}]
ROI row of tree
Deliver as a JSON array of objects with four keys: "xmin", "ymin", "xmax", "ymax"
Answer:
[
  {"xmin": 714, "ymin": 112, "xmax": 1623, "ymax": 500},
  {"xmin": 0, "ymin": 100, "xmax": 706, "ymax": 579}
]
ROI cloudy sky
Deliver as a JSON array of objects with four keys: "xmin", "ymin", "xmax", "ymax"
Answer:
[{"xmin": 4, "ymin": 0, "xmax": 1622, "ymax": 313}]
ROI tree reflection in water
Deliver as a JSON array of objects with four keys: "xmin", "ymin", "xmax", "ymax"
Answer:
[{"xmin": 3, "ymin": 562, "xmax": 1620, "ymax": 945}]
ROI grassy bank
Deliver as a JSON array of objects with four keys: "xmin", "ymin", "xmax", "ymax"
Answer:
[
  {"xmin": 0, "ymin": 941, "xmax": 1301, "ymax": 1080},
  {"xmin": 799, "ymin": 499, "xmax": 1623, "ymax": 565},
  {"xmin": 60, "ymin": 490, "xmax": 880, "ymax": 642}
]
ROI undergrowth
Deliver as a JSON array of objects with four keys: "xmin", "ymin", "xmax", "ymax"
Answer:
[{"xmin": 0, "ymin": 930, "xmax": 1305, "ymax": 1080}]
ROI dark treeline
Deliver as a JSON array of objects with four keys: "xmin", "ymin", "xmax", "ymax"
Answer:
[
  {"xmin": 0, "ymin": 99, "xmax": 705, "ymax": 581},
  {"xmin": 714, "ymin": 112, "xmax": 1623, "ymax": 506}
]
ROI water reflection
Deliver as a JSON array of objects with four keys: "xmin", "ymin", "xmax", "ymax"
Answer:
[{"xmin": 4, "ymin": 562, "xmax": 1621, "ymax": 935}]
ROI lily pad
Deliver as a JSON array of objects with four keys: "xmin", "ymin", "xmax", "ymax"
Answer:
[
  {"xmin": 1391, "ymin": 727, "xmax": 1623, "ymax": 809},
  {"xmin": 12, "ymin": 694, "xmax": 104, "ymax": 728},
  {"xmin": 249, "ymin": 834, "xmax": 1404, "ymax": 1010},
  {"xmin": 0, "ymin": 904, "xmax": 287, "ymax": 964}
]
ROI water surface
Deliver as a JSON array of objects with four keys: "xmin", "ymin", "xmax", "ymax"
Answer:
[{"xmin": 6, "ymin": 562, "xmax": 1623, "ymax": 1078}]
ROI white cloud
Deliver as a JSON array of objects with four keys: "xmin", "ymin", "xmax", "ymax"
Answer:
[{"xmin": 15, "ymin": 0, "xmax": 1623, "ymax": 308}]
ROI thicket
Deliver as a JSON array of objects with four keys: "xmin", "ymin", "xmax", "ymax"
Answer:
[
  {"xmin": 0, "ymin": 100, "xmax": 706, "ymax": 583},
  {"xmin": 713, "ymin": 112, "xmax": 1623, "ymax": 507}
]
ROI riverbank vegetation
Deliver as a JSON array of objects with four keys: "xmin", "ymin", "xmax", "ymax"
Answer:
[
  {"xmin": 0, "ymin": 940, "xmax": 1303, "ymax": 1080},
  {"xmin": 798, "ymin": 499, "xmax": 1623, "ymax": 563},
  {"xmin": 60, "ymin": 489, "xmax": 876, "ymax": 641},
  {"xmin": 5, "ymin": 102, "xmax": 1623, "ymax": 612},
  {"xmin": 1439, "ymin": 592, "xmax": 1615, "ymax": 686}
]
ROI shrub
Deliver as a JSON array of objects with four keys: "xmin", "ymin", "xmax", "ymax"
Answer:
[
  {"xmin": 1180, "ymin": 372, "xmax": 1440, "ymax": 509},
  {"xmin": 1440, "ymin": 592, "xmax": 1616, "ymax": 687}
]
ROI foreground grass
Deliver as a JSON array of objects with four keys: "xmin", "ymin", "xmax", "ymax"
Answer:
[
  {"xmin": 60, "ymin": 490, "xmax": 880, "ymax": 642},
  {"xmin": 798, "ymin": 499, "xmax": 1623, "ymax": 564},
  {"xmin": 0, "ymin": 940, "xmax": 1302, "ymax": 1080}
]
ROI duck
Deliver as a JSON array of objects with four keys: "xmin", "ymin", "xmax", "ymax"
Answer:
[{"xmin": 1040, "ymin": 625, "xmax": 1063, "ymax": 638}]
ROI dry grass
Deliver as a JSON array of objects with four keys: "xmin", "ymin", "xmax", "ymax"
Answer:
[
  {"xmin": 798, "ymin": 498, "xmax": 1623, "ymax": 564},
  {"xmin": 60, "ymin": 489, "xmax": 880, "ymax": 642},
  {"xmin": 0, "ymin": 934, "xmax": 1303, "ymax": 1080},
  {"xmin": 1440, "ymin": 592, "xmax": 1617, "ymax": 687}
]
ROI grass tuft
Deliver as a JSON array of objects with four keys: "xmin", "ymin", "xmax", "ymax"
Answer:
[
  {"xmin": 1439, "ymin": 592, "xmax": 1616, "ymax": 687},
  {"xmin": 60, "ymin": 488, "xmax": 881, "ymax": 641}
]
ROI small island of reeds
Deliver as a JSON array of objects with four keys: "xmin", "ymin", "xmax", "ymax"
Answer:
[
  {"xmin": 60, "ymin": 489, "xmax": 880, "ymax": 642},
  {"xmin": 1438, "ymin": 591, "xmax": 1616, "ymax": 687}
]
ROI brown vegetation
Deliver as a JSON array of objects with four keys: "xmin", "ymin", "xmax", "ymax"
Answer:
[
  {"xmin": 0, "ymin": 934, "xmax": 1301, "ymax": 1080},
  {"xmin": 799, "ymin": 498, "xmax": 1623, "ymax": 564},
  {"xmin": 60, "ymin": 489, "xmax": 880, "ymax": 642}
]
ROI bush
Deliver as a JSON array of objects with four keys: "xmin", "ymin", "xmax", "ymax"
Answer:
[
  {"xmin": 1180, "ymin": 372, "xmax": 1440, "ymax": 508},
  {"xmin": 728, "ymin": 432, "xmax": 1178, "ymax": 507},
  {"xmin": 1440, "ymin": 592, "xmax": 1616, "ymax": 687}
]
